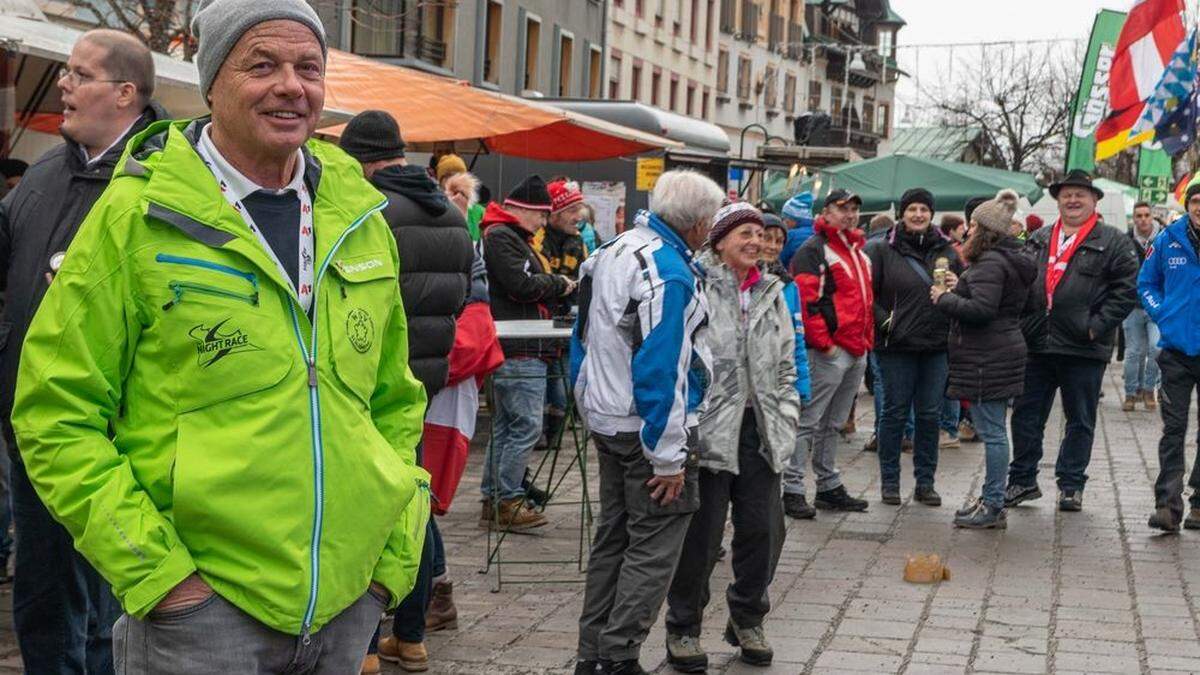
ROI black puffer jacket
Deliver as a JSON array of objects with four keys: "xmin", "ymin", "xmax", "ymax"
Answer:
[
  {"xmin": 371, "ymin": 165, "xmax": 473, "ymax": 397},
  {"xmin": 865, "ymin": 225, "xmax": 963, "ymax": 353},
  {"xmin": 1019, "ymin": 221, "xmax": 1139, "ymax": 362},
  {"xmin": 936, "ymin": 238, "xmax": 1037, "ymax": 401},
  {"xmin": 0, "ymin": 103, "xmax": 165, "ymax": 447},
  {"xmin": 482, "ymin": 203, "xmax": 570, "ymax": 360}
]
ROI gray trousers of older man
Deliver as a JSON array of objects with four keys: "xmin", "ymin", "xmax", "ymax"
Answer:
[
  {"xmin": 113, "ymin": 589, "xmax": 385, "ymax": 673},
  {"xmin": 577, "ymin": 431, "xmax": 699, "ymax": 663},
  {"xmin": 783, "ymin": 347, "xmax": 867, "ymax": 496}
]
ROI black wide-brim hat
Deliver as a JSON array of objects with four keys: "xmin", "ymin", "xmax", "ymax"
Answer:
[{"xmin": 1049, "ymin": 169, "xmax": 1104, "ymax": 200}]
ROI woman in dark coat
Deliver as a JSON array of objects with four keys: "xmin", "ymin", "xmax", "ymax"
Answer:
[{"xmin": 932, "ymin": 189, "xmax": 1037, "ymax": 529}]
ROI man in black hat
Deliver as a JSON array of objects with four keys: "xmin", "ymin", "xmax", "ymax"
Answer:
[
  {"xmin": 480, "ymin": 175, "xmax": 575, "ymax": 531},
  {"xmin": 1006, "ymin": 169, "xmax": 1138, "ymax": 512},
  {"xmin": 340, "ymin": 109, "xmax": 474, "ymax": 672}
]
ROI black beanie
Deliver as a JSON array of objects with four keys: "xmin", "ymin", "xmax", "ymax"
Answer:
[
  {"xmin": 339, "ymin": 110, "xmax": 406, "ymax": 164},
  {"xmin": 963, "ymin": 196, "xmax": 989, "ymax": 223},
  {"xmin": 898, "ymin": 188, "xmax": 935, "ymax": 217},
  {"xmin": 504, "ymin": 175, "xmax": 553, "ymax": 211},
  {"xmin": 1186, "ymin": 182, "xmax": 1200, "ymax": 204}
]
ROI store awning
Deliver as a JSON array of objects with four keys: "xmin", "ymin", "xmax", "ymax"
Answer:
[
  {"xmin": 320, "ymin": 49, "xmax": 680, "ymax": 161},
  {"xmin": 535, "ymin": 99, "xmax": 732, "ymax": 155},
  {"xmin": 0, "ymin": 13, "xmax": 354, "ymax": 125}
]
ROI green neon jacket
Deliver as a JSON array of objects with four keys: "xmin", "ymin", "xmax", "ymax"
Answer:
[{"xmin": 11, "ymin": 118, "xmax": 429, "ymax": 636}]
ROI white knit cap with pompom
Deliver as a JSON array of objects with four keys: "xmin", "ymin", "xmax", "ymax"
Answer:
[{"xmin": 971, "ymin": 188, "xmax": 1020, "ymax": 235}]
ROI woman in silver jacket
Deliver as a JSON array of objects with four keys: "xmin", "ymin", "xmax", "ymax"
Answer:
[{"xmin": 664, "ymin": 202, "xmax": 802, "ymax": 672}]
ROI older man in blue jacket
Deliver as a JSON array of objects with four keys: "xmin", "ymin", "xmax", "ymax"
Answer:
[{"xmin": 1144, "ymin": 181, "xmax": 1200, "ymax": 532}]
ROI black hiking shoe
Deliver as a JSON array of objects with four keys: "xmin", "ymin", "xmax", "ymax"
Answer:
[
  {"xmin": 1004, "ymin": 483, "xmax": 1042, "ymax": 508},
  {"xmin": 814, "ymin": 485, "xmax": 868, "ymax": 512},
  {"xmin": 784, "ymin": 493, "xmax": 816, "ymax": 519},
  {"xmin": 914, "ymin": 485, "xmax": 942, "ymax": 507}
]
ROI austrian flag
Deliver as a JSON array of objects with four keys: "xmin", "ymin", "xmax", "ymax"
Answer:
[{"xmin": 1095, "ymin": 0, "xmax": 1186, "ymax": 160}]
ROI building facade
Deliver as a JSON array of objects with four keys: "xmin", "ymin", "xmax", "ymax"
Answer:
[
  {"xmin": 315, "ymin": 0, "xmax": 608, "ymax": 99},
  {"xmin": 605, "ymin": 0, "xmax": 719, "ymax": 121}
]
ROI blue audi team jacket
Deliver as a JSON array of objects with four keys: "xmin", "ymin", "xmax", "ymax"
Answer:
[
  {"xmin": 570, "ymin": 210, "xmax": 712, "ymax": 475},
  {"xmin": 1139, "ymin": 214, "xmax": 1200, "ymax": 357},
  {"xmin": 781, "ymin": 280, "xmax": 812, "ymax": 401}
]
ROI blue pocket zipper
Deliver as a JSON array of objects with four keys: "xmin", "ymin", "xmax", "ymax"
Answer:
[{"xmin": 155, "ymin": 254, "xmax": 257, "ymax": 289}]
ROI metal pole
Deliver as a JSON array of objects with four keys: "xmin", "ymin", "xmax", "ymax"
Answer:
[{"xmin": 844, "ymin": 47, "xmax": 851, "ymax": 145}]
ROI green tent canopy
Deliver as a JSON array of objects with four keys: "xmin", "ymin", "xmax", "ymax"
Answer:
[{"xmin": 766, "ymin": 154, "xmax": 1044, "ymax": 214}]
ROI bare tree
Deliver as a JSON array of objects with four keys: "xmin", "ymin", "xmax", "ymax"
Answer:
[{"xmin": 922, "ymin": 43, "xmax": 1080, "ymax": 176}]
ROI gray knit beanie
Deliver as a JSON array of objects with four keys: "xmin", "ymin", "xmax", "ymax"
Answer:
[
  {"xmin": 191, "ymin": 0, "xmax": 328, "ymax": 98},
  {"xmin": 970, "ymin": 189, "xmax": 1020, "ymax": 235}
]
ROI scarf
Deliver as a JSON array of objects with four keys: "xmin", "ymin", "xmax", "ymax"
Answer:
[{"xmin": 1045, "ymin": 212, "xmax": 1099, "ymax": 310}]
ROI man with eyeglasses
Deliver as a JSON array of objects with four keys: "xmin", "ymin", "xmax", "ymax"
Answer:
[{"xmin": 0, "ymin": 29, "xmax": 161, "ymax": 674}]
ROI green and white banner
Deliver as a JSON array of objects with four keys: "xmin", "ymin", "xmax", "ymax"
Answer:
[{"xmin": 1066, "ymin": 9, "xmax": 1126, "ymax": 173}]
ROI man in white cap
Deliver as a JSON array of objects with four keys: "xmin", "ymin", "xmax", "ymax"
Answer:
[{"xmin": 11, "ymin": 0, "xmax": 429, "ymax": 670}]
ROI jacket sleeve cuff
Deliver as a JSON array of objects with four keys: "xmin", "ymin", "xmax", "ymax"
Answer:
[
  {"xmin": 652, "ymin": 456, "xmax": 685, "ymax": 476},
  {"xmin": 123, "ymin": 543, "xmax": 197, "ymax": 619}
]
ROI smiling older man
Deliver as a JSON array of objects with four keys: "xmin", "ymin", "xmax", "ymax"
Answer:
[
  {"xmin": 11, "ymin": 0, "xmax": 429, "ymax": 671},
  {"xmin": 1006, "ymin": 169, "xmax": 1138, "ymax": 513}
]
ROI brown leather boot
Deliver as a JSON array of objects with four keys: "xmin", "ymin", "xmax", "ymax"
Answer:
[
  {"xmin": 1122, "ymin": 395, "xmax": 1137, "ymax": 412},
  {"xmin": 425, "ymin": 580, "xmax": 458, "ymax": 631},
  {"xmin": 359, "ymin": 653, "xmax": 381, "ymax": 674},
  {"xmin": 491, "ymin": 497, "xmax": 548, "ymax": 531},
  {"xmin": 1144, "ymin": 389, "xmax": 1158, "ymax": 411},
  {"xmin": 378, "ymin": 636, "xmax": 429, "ymax": 672}
]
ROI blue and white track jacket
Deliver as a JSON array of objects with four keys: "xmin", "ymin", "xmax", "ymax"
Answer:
[{"xmin": 570, "ymin": 210, "xmax": 711, "ymax": 475}]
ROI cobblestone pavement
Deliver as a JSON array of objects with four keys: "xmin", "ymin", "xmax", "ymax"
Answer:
[{"xmin": 0, "ymin": 364, "xmax": 1196, "ymax": 674}]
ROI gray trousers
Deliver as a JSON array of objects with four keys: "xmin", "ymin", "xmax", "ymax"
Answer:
[
  {"xmin": 114, "ymin": 589, "xmax": 385, "ymax": 674},
  {"xmin": 783, "ymin": 347, "xmax": 866, "ymax": 496},
  {"xmin": 577, "ymin": 431, "xmax": 699, "ymax": 663}
]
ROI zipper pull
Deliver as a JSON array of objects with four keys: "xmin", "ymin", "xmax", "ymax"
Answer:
[
  {"xmin": 162, "ymin": 285, "xmax": 183, "ymax": 311},
  {"xmin": 301, "ymin": 624, "xmax": 312, "ymax": 646},
  {"xmin": 307, "ymin": 360, "xmax": 318, "ymax": 388}
]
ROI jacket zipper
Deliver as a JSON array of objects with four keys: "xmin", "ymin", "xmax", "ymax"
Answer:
[
  {"xmin": 162, "ymin": 281, "xmax": 259, "ymax": 310},
  {"xmin": 154, "ymin": 253, "xmax": 258, "ymax": 288},
  {"xmin": 292, "ymin": 199, "xmax": 386, "ymax": 644}
]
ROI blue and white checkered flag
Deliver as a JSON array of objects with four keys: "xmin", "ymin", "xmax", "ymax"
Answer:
[{"xmin": 1133, "ymin": 29, "xmax": 1197, "ymax": 137}]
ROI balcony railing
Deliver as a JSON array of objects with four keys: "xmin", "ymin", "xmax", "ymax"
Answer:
[
  {"xmin": 787, "ymin": 22, "xmax": 804, "ymax": 58},
  {"xmin": 739, "ymin": 0, "xmax": 759, "ymax": 42},
  {"xmin": 417, "ymin": 35, "xmax": 447, "ymax": 67},
  {"xmin": 828, "ymin": 125, "xmax": 880, "ymax": 157}
]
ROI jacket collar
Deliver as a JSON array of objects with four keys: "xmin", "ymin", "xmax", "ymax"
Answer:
[
  {"xmin": 637, "ymin": 209, "xmax": 705, "ymax": 278},
  {"xmin": 814, "ymin": 216, "xmax": 865, "ymax": 248},
  {"xmin": 119, "ymin": 117, "xmax": 386, "ymax": 296},
  {"xmin": 1165, "ymin": 214, "xmax": 1200, "ymax": 261}
]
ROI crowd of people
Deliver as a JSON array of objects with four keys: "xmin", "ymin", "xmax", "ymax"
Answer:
[{"xmin": 0, "ymin": 4, "xmax": 1199, "ymax": 675}]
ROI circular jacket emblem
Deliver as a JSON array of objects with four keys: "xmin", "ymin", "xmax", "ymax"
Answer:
[{"xmin": 346, "ymin": 308, "xmax": 374, "ymax": 354}]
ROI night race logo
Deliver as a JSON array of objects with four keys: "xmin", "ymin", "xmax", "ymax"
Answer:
[{"xmin": 188, "ymin": 318, "xmax": 262, "ymax": 367}]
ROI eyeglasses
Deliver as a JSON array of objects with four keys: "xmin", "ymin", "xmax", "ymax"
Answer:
[{"xmin": 57, "ymin": 67, "xmax": 129, "ymax": 87}]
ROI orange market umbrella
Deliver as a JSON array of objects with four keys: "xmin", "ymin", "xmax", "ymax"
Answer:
[{"xmin": 321, "ymin": 49, "xmax": 679, "ymax": 161}]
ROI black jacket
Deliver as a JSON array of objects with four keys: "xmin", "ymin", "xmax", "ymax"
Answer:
[
  {"xmin": 936, "ymin": 238, "xmax": 1038, "ymax": 401},
  {"xmin": 1019, "ymin": 221, "xmax": 1139, "ymax": 362},
  {"xmin": 371, "ymin": 165, "xmax": 473, "ymax": 397},
  {"xmin": 0, "ymin": 104, "xmax": 165, "ymax": 443},
  {"xmin": 865, "ymin": 225, "xmax": 963, "ymax": 353},
  {"xmin": 482, "ymin": 205, "xmax": 569, "ymax": 360}
]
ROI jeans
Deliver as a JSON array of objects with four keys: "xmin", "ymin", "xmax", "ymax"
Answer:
[
  {"xmin": 784, "ymin": 348, "xmax": 866, "ymax": 496},
  {"xmin": 666, "ymin": 412, "xmax": 783, "ymax": 635},
  {"xmin": 577, "ymin": 432, "xmax": 699, "ymax": 663},
  {"xmin": 876, "ymin": 351, "xmax": 947, "ymax": 490},
  {"xmin": 1008, "ymin": 354, "xmax": 1107, "ymax": 492},
  {"xmin": 114, "ymin": 591, "xmax": 384, "ymax": 673},
  {"xmin": 1152, "ymin": 349, "xmax": 1200, "ymax": 520},
  {"xmin": 870, "ymin": 352, "xmax": 913, "ymax": 439},
  {"xmin": 11, "ymin": 451, "xmax": 119, "ymax": 675},
  {"xmin": 941, "ymin": 398, "xmax": 961, "ymax": 437},
  {"xmin": 1122, "ymin": 308, "xmax": 1161, "ymax": 396},
  {"xmin": 971, "ymin": 400, "xmax": 1012, "ymax": 508},
  {"xmin": 546, "ymin": 356, "xmax": 568, "ymax": 414},
  {"xmin": 482, "ymin": 357, "xmax": 547, "ymax": 500}
]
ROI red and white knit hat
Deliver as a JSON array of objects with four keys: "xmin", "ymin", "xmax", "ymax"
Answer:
[
  {"xmin": 548, "ymin": 179, "xmax": 585, "ymax": 214},
  {"xmin": 707, "ymin": 201, "xmax": 764, "ymax": 247}
]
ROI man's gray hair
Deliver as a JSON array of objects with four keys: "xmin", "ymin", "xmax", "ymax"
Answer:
[{"xmin": 650, "ymin": 169, "xmax": 726, "ymax": 232}]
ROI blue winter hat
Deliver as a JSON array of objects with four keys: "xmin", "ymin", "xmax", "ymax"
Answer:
[{"xmin": 782, "ymin": 192, "xmax": 814, "ymax": 223}]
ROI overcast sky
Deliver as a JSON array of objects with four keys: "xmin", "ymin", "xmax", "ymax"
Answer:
[{"xmin": 887, "ymin": 0, "xmax": 1195, "ymax": 124}]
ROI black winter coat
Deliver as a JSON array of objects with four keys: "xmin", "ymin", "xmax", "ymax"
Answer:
[
  {"xmin": 1019, "ymin": 222, "xmax": 1139, "ymax": 362},
  {"xmin": 0, "ymin": 104, "xmax": 165, "ymax": 446},
  {"xmin": 371, "ymin": 165, "xmax": 473, "ymax": 397},
  {"xmin": 936, "ymin": 238, "xmax": 1037, "ymax": 401},
  {"xmin": 482, "ymin": 209, "xmax": 570, "ymax": 360},
  {"xmin": 865, "ymin": 225, "xmax": 963, "ymax": 353}
]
